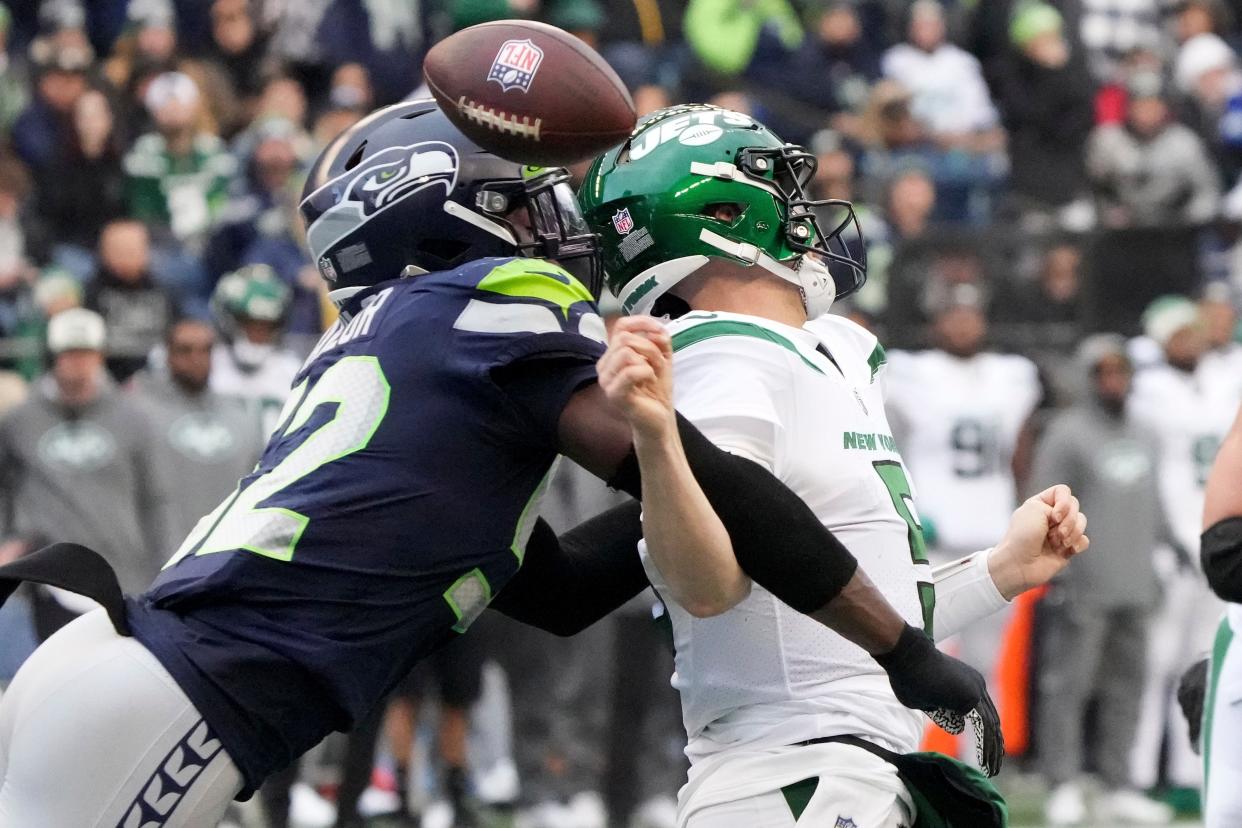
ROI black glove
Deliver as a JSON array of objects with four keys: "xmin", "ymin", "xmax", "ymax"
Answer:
[
  {"xmin": 875, "ymin": 624, "xmax": 1004, "ymax": 776},
  {"xmin": 1178, "ymin": 657, "xmax": 1209, "ymax": 754}
]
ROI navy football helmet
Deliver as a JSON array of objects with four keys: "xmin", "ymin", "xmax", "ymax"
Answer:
[{"xmin": 300, "ymin": 99, "xmax": 601, "ymax": 305}]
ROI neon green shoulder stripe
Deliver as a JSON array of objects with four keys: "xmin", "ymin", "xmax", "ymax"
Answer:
[
  {"xmin": 477, "ymin": 259, "xmax": 593, "ymax": 318},
  {"xmin": 670, "ymin": 319, "xmax": 824, "ymax": 375}
]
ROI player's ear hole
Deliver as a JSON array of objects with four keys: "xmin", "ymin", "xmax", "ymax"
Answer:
[{"xmin": 703, "ymin": 202, "xmax": 747, "ymax": 226}]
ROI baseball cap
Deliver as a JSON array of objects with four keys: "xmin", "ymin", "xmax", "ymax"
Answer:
[
  {"xmin": 47, "ymin": 308, "xmax": 106, "ymax": 354},
  {"xmin": 1175, "ymin": 33, "xmax": 1236, "ymax": 92},
  {"xmin": 144, "ymin": 71, "xmax": 199, "ymax": 113}
]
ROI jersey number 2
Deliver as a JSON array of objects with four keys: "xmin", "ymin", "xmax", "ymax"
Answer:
[
  {"xmin": 873, "ymin": 460, "xmax": 936, "ymax": 637},
  {"xmin": 165, "ymin": 356, "xmax": 391, "ymax": 566}
]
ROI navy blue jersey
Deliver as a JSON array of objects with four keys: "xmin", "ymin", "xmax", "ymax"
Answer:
[{"xmin": 125, "ymin": 257, "xmax": 606, "ymax": 794}]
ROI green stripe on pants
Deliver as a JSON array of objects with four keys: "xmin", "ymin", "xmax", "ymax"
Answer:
[{"xmin": 1205, "ymin": 616, "xmax": 1234, "ymax": 796}]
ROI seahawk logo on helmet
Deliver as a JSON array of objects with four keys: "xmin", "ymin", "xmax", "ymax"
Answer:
[
  {"xmin": 579, "ymin": 104, "xmax": 866, "ymax": 319},
  {"xmin": 305, "ymin": 141, "xmax": 459, "ymax": 268},
  {"xmin": 299, "ymin": 99, "xmax": 604, "ymax": 308}
]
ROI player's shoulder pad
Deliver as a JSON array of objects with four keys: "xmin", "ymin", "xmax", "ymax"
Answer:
[
  {"xmin": 667, "ymin": 311, "xmax": 824, "ymax": 376},
  {"xmin": 453, "ymin": 257, "xmax": 606, "ymax": 344},
  {"xmin": 806, "ymin": 314, "xmax": 887, "ymax": 383},
  {"xmin": 471, "ymin": 257, "xmax": 595, "ymax": 313}
]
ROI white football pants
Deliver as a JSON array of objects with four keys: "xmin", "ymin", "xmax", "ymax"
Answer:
[
  {"xmin": 1205, "ymin": 615, "xmax": 1242, "ymax": 828},
  {"xmin": 682, "ymin": 743, "xmax": 912, "ymax": 828},
  {"xmin": 1131, "ymin": 568, "xmax": 1223, "ymax": 789},
  {"xmin": 0, "ymin": 609, "xmax": 243, "ymax": 827}
]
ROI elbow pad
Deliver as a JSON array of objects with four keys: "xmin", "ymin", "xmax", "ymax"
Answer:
[{"xmin": 1202, "ymin": 517, "xmax": 1242, "ymax": 603}]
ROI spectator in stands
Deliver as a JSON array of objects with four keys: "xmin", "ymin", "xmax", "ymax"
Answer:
[
  {"xmin": 0, "ymin": 308, "xmax": 171, "ymax": 595},
  {"xmin": 84, "ymin": 219, "xmax": 177, "ymax": 382},
  {"xmin": 3, "ymin": 268, "xmax": 81, "ymax": 382},
  {"xmin": 1078, "ymin": 0, "xmax": 1167, "ymax": 83},
  {"xmin": 881, "ymin": 0, "xmax": 1003, "ymax": 152},
  {"xmin": 1175, "ymin": 33, "xmax": 1242, "ymax": 185},
  {"xmin": 0, "ymin": 4, "xmax": 29, "ymax": 134},
  {"xmin": 787, "ymin": 1, "xmax": 883, "ymax": 127},
  {"xmin": 885, "ymin": 166, "xmax": 937, "ymax": 241},
  {"xmin": 124, "ymin": 70, "xmax": 236, "ymax": 250},
  {"xmin": 682, "ymin": 0, "xmax": 803, "ymax": 78},
  {"xmin": 102, "ymin": 0, "xmax": 177, "ymax": 96},
  {"xmin": 195, "ymin": 0, "xmax": 270, "ymax": 117},
  {"xmin": 1032, "ymin": 334, "xmax": 1172, "ymax": 827},
  {"xmin": 991, "ymin": 1, "xmax": 1097, "ymax": 231},
  {"xmin": 1087, "ymin": 70, "xmax": 1220, "ymax": 229},
  {"xmin": 1174, "ymin": 0, "xmax": 1234, "ymax": 44},
  {"xmin": 205, "ymin": 117, "xmax": 320, "ymax": 343},
  {"xmin": 0, "ymin": 156, "xmax": 40, "ymax": 348},
  {"xmin": 35, "ymin": 88, "xmax": 125, "ymax": 279},
  {"xmin": 596, "ymin": 0, "xmax": 686, "ymax": 109},
  {"xmin": 10, "ymin": 38, "xmax": 92, "ymax": 174},
  {"xmin": 124, "ymin": 69, "xmax": 235, "ymax": 313},
  {"xmin": 134, "ymin": 317, "xmax": 261, "ymax": 553}
]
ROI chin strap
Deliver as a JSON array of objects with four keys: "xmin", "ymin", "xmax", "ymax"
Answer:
[{"xmin": 698, "ymin": 228, "xmax": 836, "ymax": 317}]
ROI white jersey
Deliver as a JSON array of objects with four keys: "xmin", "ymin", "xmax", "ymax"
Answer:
[
  {"xmin": 1200, "ymin": 343, "xmax": 1242, "ymax": 404},
  {"xmin": 883, "ymin": 350, "xmax": 1040, "ymax": 554},
  {"xmin": 209, "ymin": 345, "xmax": 302, "ymax": 437},
  {"xmin": 642, "ymin": 311, "xmax": 933, "ymax": 776},
  {"xmin": 1129, "ymin": 363, "xmax": 1239, "ymax": 555}
]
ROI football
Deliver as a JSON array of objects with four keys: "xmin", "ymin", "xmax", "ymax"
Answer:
[{"xmin": 423, "ymin": 19, "xmax": 636, "ymax": 166}]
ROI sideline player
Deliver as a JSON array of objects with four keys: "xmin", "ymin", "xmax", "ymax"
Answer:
[
  {"xmin": 1129, "ymin": 297, "xmax": 1236, "ymax": 793},
  {"xmin": 1197, "ymin": 402, "xmax": 1242, "ymax": 827},
  {"xmin": 579, "ymin": 104, "xmax": 1089, "ymax": 826},
  {"xmin": 0, "ymin": 101, "xmax": 993, "ymax": 826}
]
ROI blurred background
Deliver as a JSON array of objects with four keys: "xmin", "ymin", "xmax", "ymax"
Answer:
[{"xmin": 0, "ymin": 0, "xmax": 1240, "ymax": 826}]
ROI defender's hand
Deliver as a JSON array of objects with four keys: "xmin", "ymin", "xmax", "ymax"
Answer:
[
  {"xmin": 990, "ymin": 484, "xmax": 1089, "ymax": 600},
  {"xmin": 877, "ymin": 624, "xmax": 1005, "ymax": 776},
  {"xmin": 597, "ymin": 316, "xmax": 675, "ymax": 442}
]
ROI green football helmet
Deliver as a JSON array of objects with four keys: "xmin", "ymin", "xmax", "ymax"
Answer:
[
  {"xmin": 579, "ymin": 104, "xmax": 866, "ymax": 317},
  {"xmin": 211, "ymin": 264, "xmax": 293, "ymax": 332}
]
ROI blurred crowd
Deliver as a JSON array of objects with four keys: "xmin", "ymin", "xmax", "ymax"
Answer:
[{"xmin": 0, "ymin": 0, "xmax": 1240, "ymax": 826}]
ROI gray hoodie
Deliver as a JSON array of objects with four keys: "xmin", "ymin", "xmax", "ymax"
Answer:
[
  {"xmin": 0, "ymin": 374, "xmax": 172, "ymax": 593},
  {"xmin": 133, "ymin": 375, "xmax": 264, "ymax": 551},
  {"xmin": 1029, "ymin": 340, "xmax": 1166, "ymax": 609}
]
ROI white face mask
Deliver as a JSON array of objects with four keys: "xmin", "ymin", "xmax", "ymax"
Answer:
[
  {"xmin": 231, "ymin": 339, "xmax": 274, "ymax": 371},
  {"xmin": 794, "ymin": 254, "xmax": 837, "ymax": 319}
]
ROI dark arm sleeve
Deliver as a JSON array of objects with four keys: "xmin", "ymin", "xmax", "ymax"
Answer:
[
  {"xmin": 606, "ymin": 413, "xmax": 859, "ymax": 615},
  {"xmin": 489, "ymin": 500, "xmax": 648, "ymax": 636},
  {"xmin": 1202, "ymin": 517, "xmax": 1242, "ymax": 603}
]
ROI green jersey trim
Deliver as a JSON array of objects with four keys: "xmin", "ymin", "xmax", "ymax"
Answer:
[
  {"xmin": 670, "ymin": 320, "xmax": 825, "ymax": 375},
  {"xmin": 868, "ymin": 341, "xmax": 887, "ymax": 382},
  {"xmin": 477, "ymin": 259, "xmax": 593, "ymax": 318}
]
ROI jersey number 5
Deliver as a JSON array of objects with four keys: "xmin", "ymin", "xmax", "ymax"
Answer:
[
  {"xmin": 873, "ymin": 460, "xmax": 936, "ymax": 637},
  {"xmin": 165, "ymin": 356, "xmax": 391, "ymax": 567}
]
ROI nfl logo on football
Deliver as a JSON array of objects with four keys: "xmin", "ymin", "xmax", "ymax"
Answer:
[
  {"xmin": 487, "ymin": 39, "xmax": 544, "ymax": 93},
  {"xmin": 612, "ymin": 208, "xmax": 634, "ymax": 235}
]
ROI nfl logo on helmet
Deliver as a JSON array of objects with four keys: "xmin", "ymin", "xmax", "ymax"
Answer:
[
  {"xmin": 612, "ymin": 208, "xmax": 634, "ymax": 235},
  {"xmin": 487, "ymin": 39, "xmax": 545, "ymax": 93}
]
